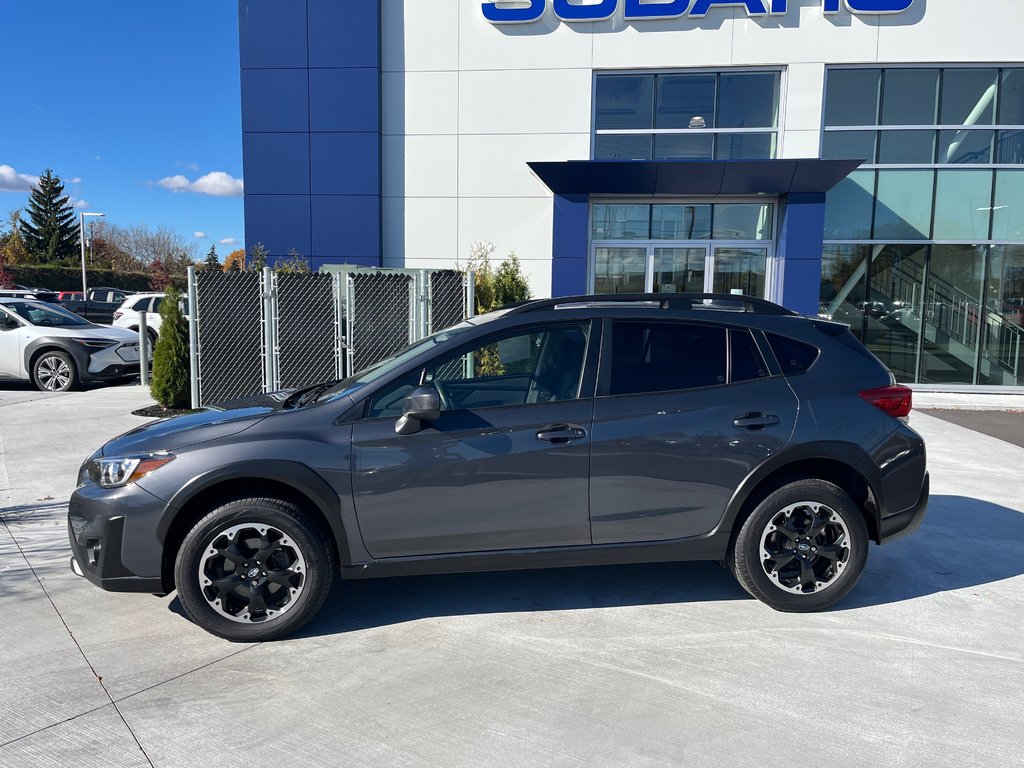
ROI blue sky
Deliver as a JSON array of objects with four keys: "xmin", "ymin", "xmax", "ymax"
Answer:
[{"xmin": 0, "ymin": 0, "xmax": 244, "ymax": 256}]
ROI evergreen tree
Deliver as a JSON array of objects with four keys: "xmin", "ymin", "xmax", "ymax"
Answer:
[
  {"xmin": 150, "ymin": 286, "xmax": 191, "ymax": 409},
  {"xmin": 493, "ymin": 252, "xmax": 531, "ymax": 308},
  {"xmin": 248, "ymin": 242, "xmax": 268, "ymax": 272},
  {"xmin": 19, "ymin": 170, "xmax": 79, "ymax": 263},
  {"xmin": 204, "ymin": 244, "xmax": 219, "ymax": 269}
]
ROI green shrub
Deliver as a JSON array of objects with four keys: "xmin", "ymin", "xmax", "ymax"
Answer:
[
  {"xmin": 150, "ymin": 286, "xmax": 191, "ymax": 408},
  {"xmin": 493, "ymin": 251, "xmax": 531, "ymax": 307}
]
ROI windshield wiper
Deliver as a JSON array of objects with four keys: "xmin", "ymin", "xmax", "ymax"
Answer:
[{"xmin": 283, "ymin": 381, "xmax": 337, "ymax": 409}]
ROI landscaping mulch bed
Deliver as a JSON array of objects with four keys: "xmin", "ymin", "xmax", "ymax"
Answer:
[{"xmin": 132, "ymin": 405, "xmax": 202, "ymax": 418}]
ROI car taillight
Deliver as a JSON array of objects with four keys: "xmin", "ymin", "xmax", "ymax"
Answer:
[
  {"xmin": 113, "ymin": 311, "xmax": 123, "ymax": 320},
  {"xmin": 859, "ymin": 385, "xmax": 913, "ymax": 418}
]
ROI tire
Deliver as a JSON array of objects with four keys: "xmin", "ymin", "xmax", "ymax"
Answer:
[
  {"xmin": 174, "ymin": 498, "xmax": 335, "ymax": 642},
  {"xmin": 32, "ymin": 350, "xmax": 80, "ymax": 392},
  {"xmin": 728, "ymin": 479, "xmax": 868, "ymax": 612}
]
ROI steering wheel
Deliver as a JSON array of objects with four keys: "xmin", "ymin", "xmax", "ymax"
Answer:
[{"xmin": 433, "ymin": 379, "xmax": 452, "ymax": 411}]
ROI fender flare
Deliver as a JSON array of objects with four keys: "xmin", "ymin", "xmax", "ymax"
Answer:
[
  {"xmin": 713, "ymin": 440, "xmax": 883, "ymax": 540},
  {"xmin": 156, "ymin": 459, "xmax": 353, "ymax": 564}
]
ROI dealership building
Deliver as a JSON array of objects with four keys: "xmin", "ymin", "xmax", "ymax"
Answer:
[{"xmin": 238, "ymin": 0, "xmax": 1024, "ymax": 390}]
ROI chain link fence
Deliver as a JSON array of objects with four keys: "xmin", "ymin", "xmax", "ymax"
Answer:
[
  {"xmin": 188, "ymin": 266, "xmax": 472, "ymax": 407},
  {"xmin": 193, "ymin": 271, "xmax": 263, "ymax": 406}
]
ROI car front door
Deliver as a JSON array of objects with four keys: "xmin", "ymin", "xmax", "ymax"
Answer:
[
  {"xmin": 589, "ymin": 319, "xmax": 798, "ymax": 544},
  {"xmin": 350, "ymin": 321, "xmax": 597, "ymax": 558},
  {"xmin": 0, "ymin": 307, "xmax": 26, "ymax": 378}
]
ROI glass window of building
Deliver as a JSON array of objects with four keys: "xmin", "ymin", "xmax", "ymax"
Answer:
[
  {"xmin": 823, "ymin": 67, "xmax": 1024, "ymax": 387},
  {"xmin": 594, "ymin": 70, "xmax": 780, "ymax": 161}
]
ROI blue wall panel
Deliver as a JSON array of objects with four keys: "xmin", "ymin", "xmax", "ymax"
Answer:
[
  {"xmin": 308, "ymin": 0, "xmax": 379, "ymax": 68},
  {"xmin": 242, "ymin": 133, "xmax": 310, "ymax": 195},
  {"xmin": 240, "ymin": 69, "xmax": 309, "ymax": 133},
  {"xmin": 776, "ymin": 192, "xmax": 827, "ymax": 315},
  {"xmin": 238, "ymin": 0, "xmax": 308, "ymax": 69},
  {"xmin": 311, "ymin": 195, "xmax": 381, "ymax": 259},
  {"xmin": 309, "ymin": 68, "xmax": 380, "ymax": 133},
  {"xmin": 243, "ymin": 195, "xmax": 312, "ymax": 256},
  {"xmin": 550, "ymin": 194, "xmax": 590, "ymax": 296},
  {"xmin": 310, "ymin": 132, "xmax": 379, "ymax": 196},
  {"xmin": 240, "ymin": 0, "xmax": 382, "ymax": 265}
]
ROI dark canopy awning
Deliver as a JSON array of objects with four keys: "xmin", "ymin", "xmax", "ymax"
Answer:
[{"xmin": 527, "ymin": 159, "xmax": 863, "ymax": 197}]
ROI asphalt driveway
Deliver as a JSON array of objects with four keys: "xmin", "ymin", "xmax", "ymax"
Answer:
[{"xmin": 1, "ymin": 386, "xmax": 1022, "ymax": 767}]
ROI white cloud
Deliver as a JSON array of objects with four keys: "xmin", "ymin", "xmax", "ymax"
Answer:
[
  {"xmin": 0, "ymin": 164, "xmax": 40, "ymax": 192},
  {"xmin": 193, "ymin": 231, "xmax": 207, "ymax": 239},
  {"xmin": 219, "ymin": 237, "xmax": 239, "ymax": 246},
  {"xmin": 71, "ymin": 198, "xmax": 90, "ymax": 209},
  {"xmin": 154, "ymin": 170, "xmax": 243, "ymax": 197},
  {"xmin": 68, "ymin": 177, "xmax": 82, "ymax": 184}
]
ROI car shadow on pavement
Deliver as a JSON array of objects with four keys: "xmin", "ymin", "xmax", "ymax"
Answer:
[
  {"xmin": 163, "ymin": 494, "xmax": 1024, "ymax": 636},
  {"xmin": 290, "ymin": 560, "xmax": 746, "ymax": 639},
  {"xmin": 834, "ymin": 494, "xmax": 1024, "ymax": 609}
]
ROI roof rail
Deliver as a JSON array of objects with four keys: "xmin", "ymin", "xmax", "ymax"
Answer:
[{"xmin": 502, "ymin": 293, "xmax": 797, "ymax": 317}]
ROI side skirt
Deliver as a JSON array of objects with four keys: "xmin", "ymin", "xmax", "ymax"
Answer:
[{"xmin": 339, "ymin": 533, "xmax": 729, "ymax": 581}]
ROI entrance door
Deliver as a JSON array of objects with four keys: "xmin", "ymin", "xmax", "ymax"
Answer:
[
  {"xmin": 653, "ymin": 247, "xmax": 707, "ymax": 293},
  {"xmin": 594, "ymin": 247, "xmax": 647, "ymax": 294},
  {"xmin": 712, "ymin": 247, "xmax": 769, "ymax": 298}
]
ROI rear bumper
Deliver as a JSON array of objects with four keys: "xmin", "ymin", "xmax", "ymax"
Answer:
[{"xmin": 878, "ymin": 472, "xmax": 929, "ymax": 544}]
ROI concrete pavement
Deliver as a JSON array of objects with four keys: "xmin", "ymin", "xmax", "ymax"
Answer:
[{"xmin": 1, "ymin": 384, "xmax": 1022, "ymax": 767}]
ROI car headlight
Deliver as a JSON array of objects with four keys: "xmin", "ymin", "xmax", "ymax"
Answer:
[
  {"xmin": 71, "ymin": 338, "xmax": 119, "ymax": 349},
  {"xmin": 86, "ymin": 453, "xmax": 175, "ymax": 488}
]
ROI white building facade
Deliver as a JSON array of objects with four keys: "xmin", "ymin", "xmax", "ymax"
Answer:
[{"xmin": 239, "ymin": 0, "xmax": 1024, "ymax": 389}]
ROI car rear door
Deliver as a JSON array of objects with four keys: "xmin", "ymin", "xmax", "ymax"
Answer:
[
  {"xmin": 0, "ymin": 307, "xmax": 25, "ymax": 377},
  {"xmin": 349, "ymin": 320, "xmax": 599, "ymax": 558},
  {"xmin": 589, "ymin": 319, "xmax": 798, "ymax": 545}
]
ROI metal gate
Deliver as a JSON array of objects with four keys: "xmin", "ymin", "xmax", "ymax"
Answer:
[{"xmin": 188, "ymin": 266, "xmax": 472, "ymax": 407}]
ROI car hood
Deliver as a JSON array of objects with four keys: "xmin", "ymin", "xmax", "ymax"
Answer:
[
  {"xmin": 101, "ymin": 404, "xmax": 278, "ymax": 456},
  {"xmin": 33, "ymin": 324, "xmax": 139, "ymax": 341}
]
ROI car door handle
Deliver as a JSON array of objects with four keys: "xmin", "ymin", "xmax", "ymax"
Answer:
[
  {"xmin": 536, "ymin": 423, "xmax": 587, "ymax": 443},
  {"xmin": 733, "ymin": 413, "xmax": 781, "ymax": 430}
]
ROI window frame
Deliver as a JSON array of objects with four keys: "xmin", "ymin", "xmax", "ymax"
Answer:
[
  {"xmin": 360, "ymin": 319, "xmax": 601, "ymax": 421},
  {"xmin": 592, "ymin": 67, "xmax": 785, "ymax": 161}
]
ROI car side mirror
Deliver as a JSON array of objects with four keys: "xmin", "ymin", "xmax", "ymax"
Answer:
[
  {"xmin": 0, "ymin": 315, "xmax": 17, "ymax": 330},
  {"xmin": 395, "ymin": 386, "xmax": 441, "ymax": 435}
]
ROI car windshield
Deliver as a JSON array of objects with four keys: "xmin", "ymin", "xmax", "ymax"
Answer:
[
  {"xmin": 5, "ymin": 301, "xmax": 91, "ymax": 327},
  {"xmin": 315, "ymin": 321, "xmax": 484, "ymax": 404}
]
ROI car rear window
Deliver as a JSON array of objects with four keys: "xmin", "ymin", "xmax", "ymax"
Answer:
[{"xmin": 766, "ymin": 333, "xmax": 819, "ymax": 375}]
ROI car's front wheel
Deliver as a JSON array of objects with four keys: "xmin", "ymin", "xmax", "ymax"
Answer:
[
  {"xmin": 33, "ymin": 350, "xmax": 79, "ymax": 392},
  {"xmin": 174, "ymin": 498, "xmax": 335, "ymax": 641},
  {"xmin": 729, "ymin": 479, "xmax": 868, "ymax": 612}
]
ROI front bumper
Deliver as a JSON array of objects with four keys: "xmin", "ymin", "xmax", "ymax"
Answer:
[
  {"xmin": 83, "ymin": 342, "xmax": 141, "ymax": 382},
  {"xmin": 68, "ymin": 482, "xmax": 167, "ymax": 593}
]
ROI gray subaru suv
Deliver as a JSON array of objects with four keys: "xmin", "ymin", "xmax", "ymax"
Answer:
[{"xmin": 69, "ymin": 294, "xmax": 928, "ymax": 641}]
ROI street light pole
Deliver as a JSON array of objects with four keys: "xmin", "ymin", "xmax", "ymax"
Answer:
[{"xmin": 79, "ymin": 212, "xmax": 105, "ymax": 321}]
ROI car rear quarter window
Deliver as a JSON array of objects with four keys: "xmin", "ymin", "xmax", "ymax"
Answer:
[
  {"xmin": 766, "ymin": 333, "xmax": 820, "ymax": 375},
  {"xmin": 609, "ymin": 321, "xmax": 726, "ymax": 396},
  {"xmin": 131, "ymin": 298, "xmax": 149, "ymax": 311},
  {"xmin": 730, "ymin": 329, "xmax": 771, "ymax": 382}
]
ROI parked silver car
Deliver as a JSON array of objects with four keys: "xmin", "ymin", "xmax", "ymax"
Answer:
[{"xmin": 0, "ymin": 298, "xmax": 141, "ymax": 391}]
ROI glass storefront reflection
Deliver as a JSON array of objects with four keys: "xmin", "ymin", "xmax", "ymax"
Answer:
[
  {"xmin": 821, "ymin": 244, "xmax": 1024, "ymax": 386},
  {"xmin": 594, "ymin": 247, "xmax": 646, "ymax": 294},
  {"xmin": 979, "ymin": 246, "xmax": 1024, "ymax": 386},
  {"xmin": 713, "ymin": 248, "xmax": 767, "ymax": 298}
]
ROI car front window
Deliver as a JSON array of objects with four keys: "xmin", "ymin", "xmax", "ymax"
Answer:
[{"xmin": 7, "ymin": 301, "xmax": 91, "ymax": 327}]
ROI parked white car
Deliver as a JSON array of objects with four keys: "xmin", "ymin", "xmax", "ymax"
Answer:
[
  {"xmin": 0, "ymin": 298, "xmax": 140, "ymax": 392},
  {"xmin": 112, "ymin": 293, "xmax": 166, "ymax": 341}
]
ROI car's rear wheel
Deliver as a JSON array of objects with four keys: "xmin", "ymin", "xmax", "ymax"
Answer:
[
  {"xmin": 33, "ymin": 350, "xmax": 79, "ymax": 392},
  {"xmin": 728, "ymin": 479, "xmax": 868, "ymax": 612},
  {"xmin": 174, "ymin": 498, "xmax": 335, "ymax": 642}
]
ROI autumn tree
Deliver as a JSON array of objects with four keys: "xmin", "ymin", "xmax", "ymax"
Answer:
[
  {"xmin": 0, "ymin": 210, "xmax": 32, "ymax": 265},
  {"xmin": 19, "ymin": 170, "xmax": 78, "ymax": 263},
  {"xmin": 223, "ymin": 248, "xmax": 246, "ymax": 271}
]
